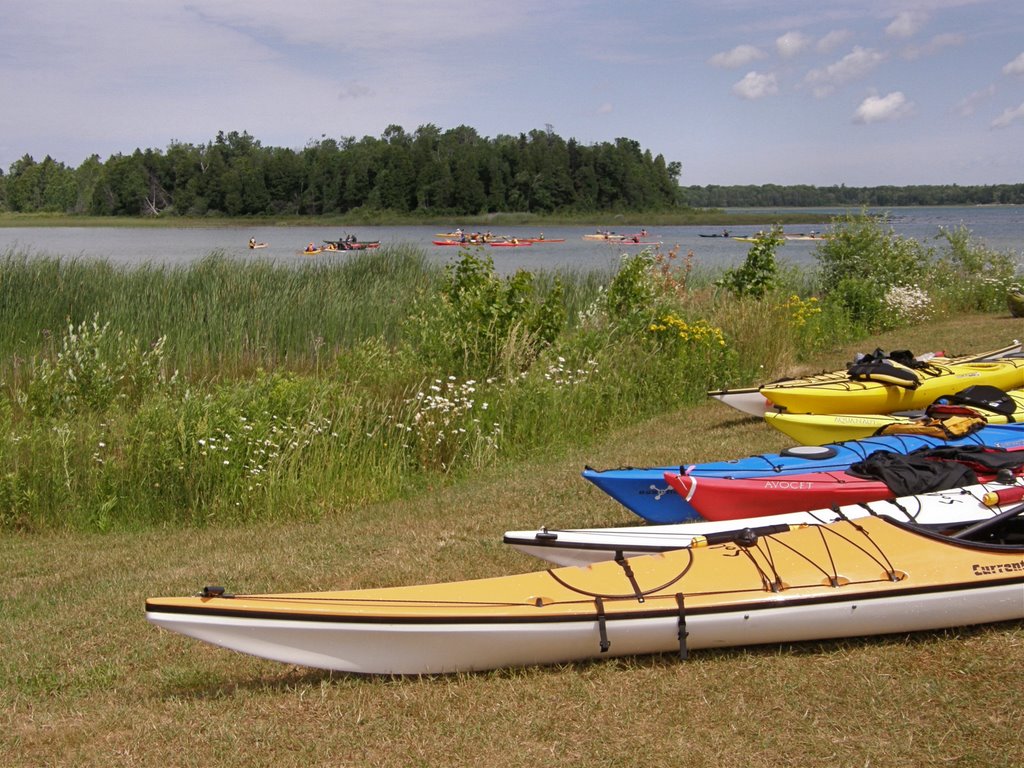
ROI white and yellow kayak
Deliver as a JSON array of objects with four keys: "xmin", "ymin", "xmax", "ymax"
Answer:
[
  {"xmin": 504, "ymin": 480, "xmax": 1024, "ymax": 566},
  {"xmin": 761, "ymin": 358, "xmax": 1024, "ymax": 415},
  {"xmin": 147, "ymin": 513, "xmax": 1024, "ymax": 674}
]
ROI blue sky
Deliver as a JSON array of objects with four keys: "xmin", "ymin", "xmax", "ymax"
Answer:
[{"xmin": 2, "ymin": 0, "xmax": 1023, "ymax": 186}]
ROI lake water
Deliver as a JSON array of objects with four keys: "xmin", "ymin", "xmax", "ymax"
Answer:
[{"xmin": 1, "ymin": 206, "xmax": 1021, "ymax": 276}]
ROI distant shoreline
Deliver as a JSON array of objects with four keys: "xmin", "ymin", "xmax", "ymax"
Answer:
[{"xmin": 0, "ymin": 210, "xmax": 835, "ymax": 229}]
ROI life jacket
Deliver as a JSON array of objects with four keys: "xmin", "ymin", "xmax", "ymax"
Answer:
[
  {"xmin": 847, "ymin": 358, "xmax": 923, "ymax": 388},
  {"xmin": 875, "ymin": 414, "xmax": 987, "ymax": 439},
  {"xmin": 846, "ymin": 348, "xmax": 944, "ymax": 389}
]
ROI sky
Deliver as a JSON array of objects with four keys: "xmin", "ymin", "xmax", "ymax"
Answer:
[{"xmin": 2, "ymin": 0, "xmax": 1024, "ymax": 187}]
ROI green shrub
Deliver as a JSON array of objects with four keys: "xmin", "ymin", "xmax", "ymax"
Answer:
[
  {"xmin": 926, "ymin": 225, "xmax": 1018, "ymax": 313},
  {"xmin": 716, "ymin": 226, "xmax": 783, "ymax": 298},
  {"xmin": 814, "ymin": 212, "xmax": 931, "ymax": 329},
  {"xmin": 21, "ymin": 315, "xmax": 175, "ymax": 417},
  {"xmin": 404, "ymin": 248, "xmax": 567, "ymax": 378}
]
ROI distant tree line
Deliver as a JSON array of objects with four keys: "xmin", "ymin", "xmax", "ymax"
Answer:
[
  {"xmin": 0, "ymin": 125, "xmax": 684, "ymax": 217},
  {"xmin": 681, "ymin": 183, "xmax": 1024, "ymax": 208}
]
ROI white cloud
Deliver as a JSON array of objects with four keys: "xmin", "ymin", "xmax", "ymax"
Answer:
[
  {"xmin": 776, "ymin": 31, "xmax": 809, "ymax": 59},
  {"xmin": 817, "ymin": 30, "xmax": 851, "ymax": 54},
  {"xmin": 886, "ymin": 10, "xmax": 927, "ymax": 38},
  {"xmin": 805, "ymin": 47, "xmax": 886, "ymax": 97},
  {"xmin": 992, "ymin": 102, "xmax": 1024, "ymax": 128},
  {"xmin": 1004, "ymin": 53, "xmax": 1024, "ymax": 76},
  {"xmin": 709, "ymin": 44, "xmax": 765, "ymax": 69},
  {"xmin": 732, "ymin": 71, "xmax": 778, "ymax": 100},
  {"xmin": 853, "ymin": 91, "xmax": 915, "ymax": 123},
  {"xmin": 954, "ymin": 85, "xmax": 996, "ymax": 117},
  {"xmin": 903, "ymin": 33, "xmax": 964, "ymax": 60}
]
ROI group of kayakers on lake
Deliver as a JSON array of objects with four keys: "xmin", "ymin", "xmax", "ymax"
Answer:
[
  {"xmin": 304, "ymin": 234, "xmax": 364, "ymax": 253},
  {"xmin": 248, "ymin": 227, "xmax": 670, "ymax": 253},
  {"xmin": 447, "ymin": 228, "xmax": 507, "ymax": 244}
]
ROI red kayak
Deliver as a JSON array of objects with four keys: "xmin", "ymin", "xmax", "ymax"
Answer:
[
  {"xmin": 663, "ymin": 451, "xmax": 1024, "ymax": 522},
  {"xmin": 490, "ymin": 241, "xmax": 532, "ymax": 247},
  {"xmin": 663, "ymin": 470, "xmax": 897, "ymax": 521}
]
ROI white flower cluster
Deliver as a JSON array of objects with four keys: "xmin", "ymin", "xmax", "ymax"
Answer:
[
  {"xmin": 196, "ymin": 413, "xmax": 336, "ymax": 491},
  {"xmin": 542, "ymin": 356, "xmax": 599, "ymax": 387},
  {"xmin": 884, "ymin": 284, "xmax": 932, "ymax": 322},
  {"xmin": 398, "ymin": 376, "xmax": 501, "ymax": 468}
]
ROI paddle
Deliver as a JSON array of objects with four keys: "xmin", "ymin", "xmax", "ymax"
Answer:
[{"xmin": 950, "ymin": 500, "xmax": 1024, "ymax": 540}]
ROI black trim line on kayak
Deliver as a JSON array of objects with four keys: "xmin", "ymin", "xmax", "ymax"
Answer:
[{"xmin": 143, "ymin": 575, "xmax": 1024, "ymax": 626}]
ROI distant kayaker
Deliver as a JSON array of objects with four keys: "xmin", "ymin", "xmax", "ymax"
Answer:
[{"xmin": 249, "ymin": 237, "xmax": 257, "ymax": 248}]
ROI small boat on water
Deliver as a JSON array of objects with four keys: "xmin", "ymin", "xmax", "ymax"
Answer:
[
  {"xmin": 490, "ymin": 240, "xmax": 532, "ymax": 247},
  {"xmin": 582, "ymin": 232, "xmax": 627, "ymax": 241},
  {"xmin": 323, "ymin": 239, "xmax": 380, "ymax": 252},
  {"xmin": 146, "ymin": 511, "xmax": 1024, "ymax": 674},
  {"xmin": 504, "ymin": 479, "xmax": 1024, "ymax": 566},
  {"xmin": 248, "ymin": 241, "xmax": 268, "ymax": 249}
]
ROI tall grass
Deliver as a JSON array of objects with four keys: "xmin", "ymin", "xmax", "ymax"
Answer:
[
  {"xmin": 0, "ymin": 220, "xmax": 1015, "ymax": 532},
  {"xmin": 0, "ymin": 245, "xmax": 437, "ymax": 379}
]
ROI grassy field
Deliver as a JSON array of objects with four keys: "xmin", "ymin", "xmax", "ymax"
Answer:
[{"xmin": 3, "ymin": 313, "xmax": 1023, "ymax": 767}]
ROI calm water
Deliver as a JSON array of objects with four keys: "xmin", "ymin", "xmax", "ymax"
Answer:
[{"xmin": 1, "ymin": 206, "xmax": 1021, "ymax": 276}]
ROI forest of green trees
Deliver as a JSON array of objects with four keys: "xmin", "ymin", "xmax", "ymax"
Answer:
[
  {"xmin": 0, "ymin": 126, "xmax": 683, "ymax": 218},
  {"xmin": 681, "ymin": 182, "xmax": 1024, "ymax": 208},
  {"xmin": 1, "ymin": 124, "xmax": 1020, "ymax": 218}
]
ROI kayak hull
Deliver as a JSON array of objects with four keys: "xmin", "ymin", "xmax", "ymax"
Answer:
[
  {"xmin": 765, "ymin": 392, "xmax": 1024, "ymax": 446},
  {"xmin": 707, "ymin": 343, "xmax": 1023, "ymax": 418},
  {"xmin": 582, "ymin": 423, "xmax": 1024, "ymax": 523},
  {"xmin": 762, "ymin": 360, "xmax": 1024, "ymax": 415},
  {"xmin": 147, "ymin": 516, "xmax": 1024, "ymax": 674},
  {"xmin": 505, "ymin": 481, "xmax": 1024, "ymax": 566}
]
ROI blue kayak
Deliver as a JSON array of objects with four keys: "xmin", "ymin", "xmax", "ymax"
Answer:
[{"xmin": 582, "ymin": 424, "xmax": 1024, "ymax": 524}]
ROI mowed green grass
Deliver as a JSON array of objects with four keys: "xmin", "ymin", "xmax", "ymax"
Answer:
[{"xmin": 3, "ymin": 314, "xmax": 1023, "ymax": 767}]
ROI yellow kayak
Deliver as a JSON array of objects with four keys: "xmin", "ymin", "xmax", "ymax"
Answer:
[
  {"xmin": 762, "ymin": 359, "xmax": 1024, "ymax": 415},
  {"xmin": 765, "ymin": 389, "xmax": 1024, "ymax": 444},
  {"xmin": 146, "ymin": 515, "xmax": 1024, "ymax": 674},
  {"xmin": 710, "ymin": 342, "xmax": 1022, "ymax": 417}
]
